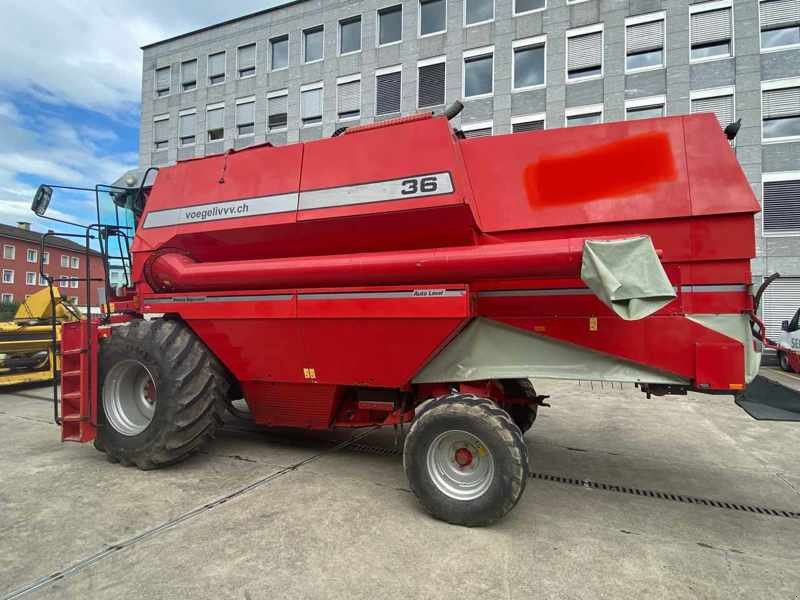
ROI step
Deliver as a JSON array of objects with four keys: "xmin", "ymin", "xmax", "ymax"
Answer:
[
  {"xmin": 62, "ymin": 392, "xmax": 82, "ymax": 401},
  {"xmin": 62, "ymin": 348, "xmax": 87, "ymax": 356},
  {"xmin": 62, "ymin": 370, "xmax": 81, "ymax": 378},
  {"xmin": 61, "ymin": 415, "xmax": 87, "ymax": 423}
]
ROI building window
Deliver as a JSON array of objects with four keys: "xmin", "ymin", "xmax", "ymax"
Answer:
[
  {"xmin": 60, "ymin": 255, "xmax": 69, "ymax": 268},
  {"xmin": 513, "ymin": 35, "xmax": 546, "ymax": 91},
  {"xmin": 26, "ymin": 248, "xmax": 37, "ymax": 263},
  {"xmin": 760, "ymin": 0, "xmax": 800, "ymax": 51},
  {"xmin": 465, "ymin": 0, "xmax": 494, "ymax": 26},
  {"xmin": 181, "ymin": 59, "xmax": 197, "ymax": 92},
  {"xmin": 418, "ymin": 56, "xmax": 446, "ymax": 108},
  {"xmin": 206, "ymin": 103, "xmax": 225, "ymax": 142},
  {"xmin": 301, "ymin": 82, "xmax": 323, "ymax": 127},
  {"xmin": 339, "ymin": 16, "xmax": 362, "ymax": 55},
  {"xmin": 463, "ymin": 46, "xmax": 494, "ymax": 99},
  {"xmin": 762, "ymin": 78, "xmax": 800, "ymax": 142},
  {"xmin": 38, "ymin": 274, "xmax": 47, "ymax": 286},
  {"xmin": 419, "ymin": 0, "xmax": 446, "ymax": 37},
  {"xmin": 69, "ymin": 296, "xmax": 79, "ymax": 304},
  {"xmin": 625, "ymin": 13, "xmax": 665, "ymax": 72},
  {"xmin": 378, "ymin": 5, "xmax": 402, "ymax": 46},
  {"xmin": 566, "ymin": 105, "xmax": 603, "ymax": 127},
  {"xmin": 690, "ymin": 1, "xmax": 733, "ymax": 62},
  {"xmin": 70, "ymin": 256, "xmax": 79, "ymax": 269},
  {"xmin": 270, "ymin": 35, "xmax": 289, "ymax": 70},
  {"xmin": 179, "ymin": 109, "xmax": 196, "ymax": 146},
  {"xmin": 237, "ymin": 43, "xmax": 256, "ymax": 78},
  {"xmin": 2, "ymin": 269, "xmax": 14, "ymax": 284},
  {"xmin": 514, "ymin": 0, "xmax": 545, "ymax": 14},
  {"xmin": 208, "ymin": 51, "xmax": 226, "ymax": 85},
  {"xmin": 153, "ymin": 114, "xmax": 169, "ymax": 151},
  {"xmin": 337, "ymin": 75, "xmax": 361, "ymax": 121},
  {"xmin": 3, "ymin": 244, "xmax": 15, "ymax": 260},
  {"xmin": 626, "ymin": 95, "xmax": 666, "ymax": 120},
  {"xmin": 267, "ymin": 90, "xmax": 289, "ymax": 132},
  {"xmin": 235, "ymin": 97, "xmax": 256, "ymax": 137},
  {"xmin": 690, "ymin": 87, "xmax": 735, "ymax": 129},
  {"xmin": 1, "ymin": 293, "xmax": 13, "ymax": 304},
  {"xmin": 376, "ymin": 65, "xmax": 402, "ymax": 116},
  {"xmin": 304, "ymin": 26, "xmax": 324, "ymax": 63},
  {"xmin": 566, "ymin": 25, "xmax": 603, "ymax": 82},
  {"xmin": 26, "ymin": 272, "xmax": 36, "ymax": 286},
  {"xmin": 512, "ymin": 113, "xmax": 546, "ymax": 132},
  {"xmin": 41, "ymin": 251, "xmax": 48, "ymax": 265},
  {"xmin": 155, "ymin": 66, "xmax": 171, "ymax": 97},
  {"xmin": 763, "ymin": 172, "xmax": 800, "ymax": 236},
  {"xmin": 461, "ymin": 120, "xmax": 493, "ymax": 138},
  {"xmin": 70, "ymin": 277, "xmax": 79, "ymax": 289}
]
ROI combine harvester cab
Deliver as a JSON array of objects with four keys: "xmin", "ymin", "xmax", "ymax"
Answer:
[{"xmin": 33, "ymin": 106, "xmax": 772, "ymax": 526}]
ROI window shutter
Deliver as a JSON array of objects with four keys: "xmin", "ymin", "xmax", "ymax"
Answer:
[
  {"xmin": 691, "ymin": 94, "xmax": 734, "ymax": 127},
  {"xmin": 268, "ymin": 95, "xmax": 288, "ymax": 130},
  {"xmin": 627, "ymin": 20, "xmax": 664, "ymax": 53},
  {"xmin": 154, "ymin": 118, "xmax": 169, "ymax": 142},
  {"xmin": 207, "ymin": 107, "xmax": 224, "ymax": 131},
  {"xmin": 567, "ymin": 32, "xmax": 603, "ymax": 71},
  {"xmin": 691, "ymin": 8, "xmax": 732, "ymax": 45},
  {"xmin": 763, "ymin": 278, "xmax": 800, "ymax": 339},
  {"xmin": 182, "ymin": 60, "xmax": 197, "ymax": 85},
  {"xmin": 760, "ymin": 0, "xmax": 800, "ymax": 29},
  {"xmin": 512, "ymin": 119, "xmax": 544, "ymax": 133},
  {"xmin": 179, "ymin": 113, "xmax": 195, "ymax": 137},
  {"xmin": 418, "ymin": 62, "xmax": 446, "ymax": 108},
  {"xmin": 237, "ymin": 102, "xmax": 255, "ymax": 125},
  {"xmin": 209, "ymin": 52, "xmax": 225, "ymax": 76},
  {"xmin": 337, "ymin": 80, "xmax": 361, "ymax": 116},
  {"xmin": 376, "ymin": 71, "xmax": 402, "ymax": 115},
  {"xmin": 763, "ymin": 86, "xmax": 800, "ymax": 119},
  {"xmin": 463, "ymin": 127, "xmax": 492, "ymax": 138},
  {"xmin": 238, "ymin": 44, "xmax": 256, "ymax": 69},
  {"xmin": 156, "ymin": 67, "xmax": 170, "ymax": 90},
  {"xmin": 763, "ymin": 179, "xmax": 800, "ymax": 234},
  {"xmin": 302, "ymin": 88, "xmax": 322, "ymax": 119}
]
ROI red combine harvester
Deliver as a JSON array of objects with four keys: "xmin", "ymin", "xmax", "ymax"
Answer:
[{"xmin": 32, "ymin": 105, "xmax": 767, "ymax": 525}]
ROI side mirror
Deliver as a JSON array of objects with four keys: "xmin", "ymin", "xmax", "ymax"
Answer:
[
  {"xmin": 782, "ymin": 320, "xmax": 790, "ymax": 332},
  {"xmin": 32, "ymin": 185, "xmax": 53, "ymax": 217}
]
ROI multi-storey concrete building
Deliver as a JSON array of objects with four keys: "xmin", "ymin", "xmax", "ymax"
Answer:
[{"xmin": 139, "ymin": 0, "xmax": 800, "ymax": 337}]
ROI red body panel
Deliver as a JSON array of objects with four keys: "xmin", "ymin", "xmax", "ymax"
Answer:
[{"xmin": 123, "ymin": 113, "xmax": 759, "ymax": 429}]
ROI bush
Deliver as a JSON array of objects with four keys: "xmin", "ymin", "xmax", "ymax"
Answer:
[{"xmin": 0, "ymin": 302, "xmax": 20, "ymax": 321}]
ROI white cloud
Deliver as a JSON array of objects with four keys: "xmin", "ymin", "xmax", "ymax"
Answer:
[{"xmin": 0, "ymin": 0, "xmax": 287, "ymax": 114}]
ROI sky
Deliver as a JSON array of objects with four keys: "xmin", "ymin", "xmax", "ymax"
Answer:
[{"xmin": 0, "ymin": 0, "xmax": 287, "ymax": 231}]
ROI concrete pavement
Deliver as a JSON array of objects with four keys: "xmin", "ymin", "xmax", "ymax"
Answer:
[{"xmin": 1, "ymin": 381, "xmax": 798, "ymax": 599}]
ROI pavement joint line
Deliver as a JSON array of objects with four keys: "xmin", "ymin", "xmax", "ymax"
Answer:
[{"xmin": 1, "ymin": 426, "xmax": 381, "ymax": 600}]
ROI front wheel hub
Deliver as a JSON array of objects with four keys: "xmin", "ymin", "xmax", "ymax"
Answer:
[{"xmin": 102, "ymin": 359, "xmax": 158, "ymax": 436}]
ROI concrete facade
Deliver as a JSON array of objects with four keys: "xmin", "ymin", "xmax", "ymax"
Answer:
[{"xmin": 139, "ymin": 0, "xmax": 800, "ymax": 314}]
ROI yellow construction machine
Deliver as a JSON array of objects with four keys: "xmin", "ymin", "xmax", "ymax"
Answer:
[{"xmin": 0, "ymin": 287, "xmax": 80, "ymax": 386}]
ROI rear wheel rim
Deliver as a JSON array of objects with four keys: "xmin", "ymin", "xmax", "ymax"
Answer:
[
  {"xmin": 102, "ymin": 359, "xmax": 157, "ymax": 436},
  {"xmin": 426, "ymin": 430, "xmax": 494, "ymax": 501}
]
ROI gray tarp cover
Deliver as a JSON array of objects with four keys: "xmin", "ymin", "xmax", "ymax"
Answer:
[{"xmin": 581, "ymin": 236, "xmax": 676, "ymax": 320}]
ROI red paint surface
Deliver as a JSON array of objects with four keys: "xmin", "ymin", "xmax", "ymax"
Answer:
[{"xmin": 524, "ymin": 132, "xmax": 677, "ymax": 206}]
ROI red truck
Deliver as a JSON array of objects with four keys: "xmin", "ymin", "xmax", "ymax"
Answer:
[{"xmin": 32, "ymin": 106, "xmax": 763, "ymax": 525}]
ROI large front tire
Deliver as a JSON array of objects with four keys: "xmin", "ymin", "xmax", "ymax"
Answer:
[
  {"xmin": 97, "ymin": 319, "xmax": 229, "ymax": 469},
  {"xmin": 403, "ymin": 394, "xmax": 529, "ymax": 527}
]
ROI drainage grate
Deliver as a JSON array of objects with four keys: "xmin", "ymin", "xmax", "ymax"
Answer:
[
  {"xmin": 530, "ymin": 472, "xmax": 800, "ymax": 520},
  {"xmin": 340, "ymin": 442, "xmax": 800, "ymax": 520}
]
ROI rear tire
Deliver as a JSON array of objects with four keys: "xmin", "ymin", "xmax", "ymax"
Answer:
[
  {"xmin": 404, "ymin": 394, "xmax": 529, "ymax": 527},
  {"xmin": 97, "ymin": 319, "xmax": 229, "ymax": 469},
  {"xmin": 779, "ymin": 351, "xmax": 792, "ymax": 373},
  {"xmin": 506, "ymin": 404, "xmax": 538, "ymax": 434}
]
